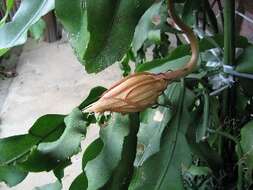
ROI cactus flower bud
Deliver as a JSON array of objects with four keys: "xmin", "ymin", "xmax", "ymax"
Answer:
[
  {"xmin": 87, "ymin": 72, "xmax": 168, "ymax": 113},
  {"xmin": 86, "ymin": 0, "xmax": 199, "ymax": 114}
]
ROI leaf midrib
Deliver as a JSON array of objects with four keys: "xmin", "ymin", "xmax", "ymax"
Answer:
[
  {"xmin": 2, "ymin": 122, "xmax": 65, "ymax": 166},
  {"xmin": 155, "ymin": 85, "xmax": 185, "ymax": 190},
  {"xmin": 137, "ymin": 85, "xmax": 178, "ymax": 166}
]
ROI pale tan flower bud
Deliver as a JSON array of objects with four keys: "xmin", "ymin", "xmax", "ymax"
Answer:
[{"xmin": 87, "ymin": 72, "xmax": 168, "ymax": 113}]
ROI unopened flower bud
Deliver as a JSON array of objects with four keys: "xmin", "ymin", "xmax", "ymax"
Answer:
[{"xmin": 87, "ymin": 72, "xmax": 168, "ymax": 113}]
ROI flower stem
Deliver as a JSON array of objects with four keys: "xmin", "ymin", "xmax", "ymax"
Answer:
[{"xmin": 166, "ymin": 0, "xmax": 199, "ymax": 79}]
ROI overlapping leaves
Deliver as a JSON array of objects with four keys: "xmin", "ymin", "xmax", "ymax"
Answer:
[
  {"xmin": 0, "ymin": 87, "xmax": 105, "ymax": 187},
  {"xmin": 0, "ymin": 0, "xmax": 54, "ymax": 49},
  {"xmin": 132, "ymin": 1, "xmax": 164, "ymax": 54},
  {"xmin": 0, "ymin": 109, "xmax": 86, "ymax": 187},
  {"xmin": 136, "ymin": 34, "xmax": 248, "ymax": 73},
  {"xmin": 85, "ymin": 113, "xmax": 133, "ymax": 190},
  {"xmin": 129, "ymin": 83, "xmax": 196, "ymax": 190},
  {"xmin": 56, "ymin": 0, "xmax": 154, "ymax": 73},
  {"xmin": 240, "ymin": 120, "xmax": 253, "ymax": 169},
  {"xmin": 0, "ymin": 165, "xmax": 27, "ymax": 187},
  {"xmin": 55, "ymin": 0, "xmax": 89, "ymax": 63},
  {"xmin": 134, "ymin": 85, "xmax": 176, "ymax": 167}
]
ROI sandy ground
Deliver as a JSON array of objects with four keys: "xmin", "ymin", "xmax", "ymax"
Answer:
[{"xmin": 0, "ymin": 40, "xmax": 121, "ymax": 189}]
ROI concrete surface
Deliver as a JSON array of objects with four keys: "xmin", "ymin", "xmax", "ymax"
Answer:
[{"xmin": 0, "ymin": 39, "xmax": 122, "ymax": 189}]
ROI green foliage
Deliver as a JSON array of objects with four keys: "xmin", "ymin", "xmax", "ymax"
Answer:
[
  {"xmin": 132, "ymin": 1, "xmax": 164, "ymax": 53},
  {"xmin": 0, "ymin": 134, "xmax": 39, "ymax": 165},
  {"xmin": 55, "ymin": 0, "xmax": 89, "ymax": 63},
  {"xmin": 79, "ymin": 86, "xmax": 107, "ymax": 110},
  {"xmin": 103, "ymin": 114, "xmax": 139, "ymax": 190},
  {"xmin": 33, "ymin": 180, "xmax": 62, "ymax": 190},
  {"xmin": 182, "ymin": 0, "xmax": 201, "ymax": 25},
  {"xmin": 29, "ymin": 19, "xmax": 46, "ymax": 41},
  {"xmin": 186, "ymin": 165, "xmax": 212, "ymax": 176},
  {"xmin": 17, "ymin": 109, "xmax": 85, "ymax": 175},
  {"xmin": 240, "ymin": 120, "xmax": 253, "ymax": 169},
  {"xmin": 6, "ymin": 0, "xmax": 14, "ymax": 12},
  {"xmin": 69, "ymin": 174, "xmax": 87, "ymax": 190},
  {"xmin": 0, "ymin": 48, "xmax": 8, "ymax": 56},
  {"xmin": 37, "ymin": 108, "xmax": 87, "ymax": 160},
  {"xmin": 0, "ymin": 0, "xmax": 14, "ymax": 26},
  {"xmin": 136, "ymin": 34, "xmax": 248, "ymax": 73},
  {"xmin": 134, "ymin": 86, "xmax": 174, "ymax": 166},
  {"xmin": 0, "ymin": 165, "xmax": 27, "ymax": 187},
  {"xmin": 84, "ymin": 0, "xmax": 154, "ymax": 73},
  {"xmin": 236, "ymin": 45, "xmax": 253, "ymax": 73},
  {"xmin": 85, "ymin": 113, "xmax": 131, "ymax": 189},
  {"xmin": 129, "ymin": 83, "xmax": 195, "ymax": 190},
  {"xmin": 0, "ymin": 0, "xmax": 54, "ymax": 49},
  {"xmin": 236, "ymin": 45, "xmax": 253, "ymax": 96},
  {"xmin": 56, "ymin": 0, "xmax": 154, "ymax": 73},
  {"xmin": 0, "ymin": 0, "xmax": 253, "ymax": 189}
]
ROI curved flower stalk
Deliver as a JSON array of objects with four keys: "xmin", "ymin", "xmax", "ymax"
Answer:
[{"xmin": 86, "ymin": 0, "xmax": 199, "ymax": 113}]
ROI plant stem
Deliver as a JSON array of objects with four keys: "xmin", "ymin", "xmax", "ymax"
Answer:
[
  {"xmin": 223, "ymin": 1, "xmax": 237, "ymax": 118},
  {"xmin": 105, "ymin": 113, "xmax": 140, "ymax": 189},
  {"xmin": 224, "ymin": 0, "xmax": 235, "ymax": 67},
  {"xmin": 208, "ymin": 128, "xmax": 244, "ymax": 190},
  {"xmin": 208, "ymin": 129, "xmax": 237, "ymax": 145},
  {"xmin": 223, "ymin": 1, "xmax": 242, "ymax": 189},
  {"xmin": 223, "ymin": 0, "xmax": 236, "ymax": 117},
  {"xmin": 199, "ymin": 91, "xmax": 209, "ymax": 141}
]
